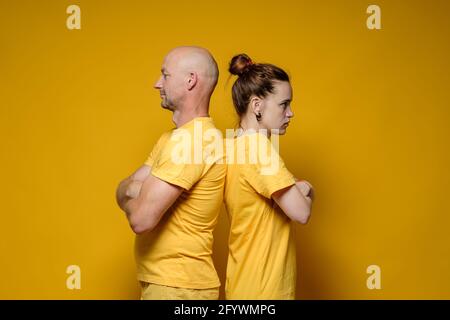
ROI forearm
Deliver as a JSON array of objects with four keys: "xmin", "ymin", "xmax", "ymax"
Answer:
[
  {"xmin": 116, "ymin": 165, "xmax": 151, "ymax": 211},
  {"xmin": 123, "ymin": 174, "xmax": 183, "ymax": 234},
  {"xmin": 292, "ymin": 187, "xmax": 312, "ymax": 222},
  {"xmin": 117, "ymin": 180, "xmax": 150, "ymax": 232},
  {"xmin": 123, "ymin": 196, "xmax": 152, "ymax": 230},
  {"xmin": 295, "ymin": 184, "xmax": 313, "ymax": 206},
  {"xmin": 273, "ymin": 185, "xmax": 311, "ymax": 224}
]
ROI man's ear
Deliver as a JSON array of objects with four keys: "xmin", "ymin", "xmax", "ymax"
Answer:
[
  {"xmin": 186, "ymin": 72, "xmax": 198, "ymax": 90},
  {"xmin": 250, "ymin": 96, "xmax": 263, "ymax": 115}
]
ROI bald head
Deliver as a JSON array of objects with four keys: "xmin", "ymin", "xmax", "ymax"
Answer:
[
  {"xmin": 164, "ymin": 46, "xmax": 219, "ymax": 92},
  {"xmin": 154, "ymin": 46, "xmax": 219, "ymax": 119}
]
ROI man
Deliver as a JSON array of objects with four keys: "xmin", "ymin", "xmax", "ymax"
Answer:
[{"xmin": 116, "ymin": 46, "xmax": 225, "ymax": 300}]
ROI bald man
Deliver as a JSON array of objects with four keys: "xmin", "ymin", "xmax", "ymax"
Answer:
[{"xmin": 116, "ymin": 46, "xmax": 225, "ymax": 300}]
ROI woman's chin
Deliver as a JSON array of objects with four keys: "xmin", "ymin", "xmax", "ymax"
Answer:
[{"xmin": 268, "ymin": 127, "xmax": 288, "ymax": 135}]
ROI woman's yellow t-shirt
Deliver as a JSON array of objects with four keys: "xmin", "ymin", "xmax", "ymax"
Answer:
[{"xmin": 224, "ymin": 131, "xmax": 297, "ymax": 299}]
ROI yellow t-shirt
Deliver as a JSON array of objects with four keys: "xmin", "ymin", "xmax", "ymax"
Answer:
[
  {"xmin": 135, "ymin": 117, "xmax": 225, "ymax": 289},
  {"xmin": 224, "ymin": 131, "xmax": 297, "ymax": 299}
]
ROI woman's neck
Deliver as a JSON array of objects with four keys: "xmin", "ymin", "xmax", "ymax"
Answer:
[{"xmin": 238, "ymin": 116, "xmax": 270, "ymax": 138}]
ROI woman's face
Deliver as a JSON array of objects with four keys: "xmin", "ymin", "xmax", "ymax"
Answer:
[{"xmin": 259, "ymin": 81, "xmax": 294, "ymax": 135}]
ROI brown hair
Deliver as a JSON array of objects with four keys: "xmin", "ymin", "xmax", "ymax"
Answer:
[{"xmin": 228, "ymin": 53, "xmax": 290, "ymax": 116}]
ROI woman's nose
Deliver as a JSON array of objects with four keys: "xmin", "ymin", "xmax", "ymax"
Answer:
[{"xmin": 287, "ymin": 107, "xmax": 294, "ymax": 118}]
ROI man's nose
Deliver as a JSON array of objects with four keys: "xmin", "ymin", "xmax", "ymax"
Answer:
[{"xmin": 154, "ymin": 76, "xmax": 163, "ymax": 89}]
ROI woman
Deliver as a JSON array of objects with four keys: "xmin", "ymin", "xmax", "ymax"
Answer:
[{"xmin": 224, "ymin": 54, "xmax": 314, "ymax": 299}]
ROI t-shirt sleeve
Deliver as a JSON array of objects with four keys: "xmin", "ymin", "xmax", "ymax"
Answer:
[
  {"xmin": 243, "ymin": 136, "xmax": 296, "ymax": 199},
  {"xmin": 150, "ymin": 130, "xmax": 205, "ymax": 190},
  {"xmin": 144, "ymin": 131, "xmax": 171, "ymax": 167}
]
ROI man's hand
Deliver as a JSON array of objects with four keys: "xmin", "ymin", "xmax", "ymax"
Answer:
[
  {"xmin": 132, "ymin": 165, "xmax": 151, "ymax": 182},
  {"xmin": 116, "ymin": 165, "xmax": 151, "ymax": 211},
  {"xmin": 126, "ymin": 180, "xmax": 143, "ymax": 199}
]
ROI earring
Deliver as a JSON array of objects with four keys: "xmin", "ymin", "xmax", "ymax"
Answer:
[{"xmin": 256, "ymin": 112, "xmax": 262, "ymax": 121}]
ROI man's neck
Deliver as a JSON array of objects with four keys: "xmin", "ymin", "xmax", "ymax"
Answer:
[{"xmin": 172, "ymin": 109, "xmax": 209, "ymax": 128}]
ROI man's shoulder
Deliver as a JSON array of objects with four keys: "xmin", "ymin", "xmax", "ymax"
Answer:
[{"xmin": 157, "ymin": 129, "xmax": 175, "ymax": 143}]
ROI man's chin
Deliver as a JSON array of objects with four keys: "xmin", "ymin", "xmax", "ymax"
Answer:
[{"xmin": 161, "ymin": 103, "xmax": 174, "ymax": 111}]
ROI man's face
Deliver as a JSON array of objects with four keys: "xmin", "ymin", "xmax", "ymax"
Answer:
[{"xmin": 154, "ymin": 53, "xmax": 185, "ymax": 111}]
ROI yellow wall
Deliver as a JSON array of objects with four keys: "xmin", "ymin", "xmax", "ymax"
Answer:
[{"xmin": 1, "ymin": 0, "xmax": 449, "ymax": 299}]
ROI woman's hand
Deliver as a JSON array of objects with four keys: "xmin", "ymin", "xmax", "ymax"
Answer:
[{"xmin": 295, "ymin": 179, "xmax": 314, "ymax": 201}]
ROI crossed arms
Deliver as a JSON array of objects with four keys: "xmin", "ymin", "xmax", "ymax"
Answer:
[
  {"xmin": 272, "ymin": 180, "xmax": 314, "ymax": 224},
  {"xmin": 116, "ymin": 166, "xmax": 314, "ymax": 234},
  {"xmin": 116, "ymin": 165, "xmax": 183, "ymax": 234}
]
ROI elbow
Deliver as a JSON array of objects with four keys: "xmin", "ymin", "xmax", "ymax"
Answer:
[
  {"xmin": 131, "ymin": 222, "xmax": 154, "ymax": 235},
  {"xmin": 295, "ymin": 208, "xmax": 311, "ymax": 225},
  {"xmin": 128, "ymin": 208, "xmax": 158, "ymax": 235},
  {"xmin": 298, "ymin": 215, "xmax": 310, "ymax": 225},
  {"xmin": 297, "ymin": 197, "xmax": 313, "ymax": 224},
  {"xmin": 130, "ymin": 218, "xmax": 156, "ymax": 235}
]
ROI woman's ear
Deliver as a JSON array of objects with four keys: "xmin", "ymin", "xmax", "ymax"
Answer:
[
  {"xmin": 250, "ymin": 96, "xmax": 263, "ymax": 116},
  {"xmin": 186, "ymin": 72, "xmax": 198, "ymax": 90}
]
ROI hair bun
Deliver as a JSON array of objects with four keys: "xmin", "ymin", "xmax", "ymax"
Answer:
[{"xmin": 229, "ymin": 53, "xmax": 254, "ymax": 76}]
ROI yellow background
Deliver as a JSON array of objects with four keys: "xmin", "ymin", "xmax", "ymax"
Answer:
[{"xmin": 1, "ymin": 0, "xmax": 449, "ymax": 299}]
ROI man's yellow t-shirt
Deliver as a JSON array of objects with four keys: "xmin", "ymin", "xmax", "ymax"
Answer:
[
  {"xmin": 224, "ymin": 131, "xmax": 297, "ymax": 299},
  {"xmin": 135, "ymin": 117, "xmax": 225, "ymax": 289}
]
